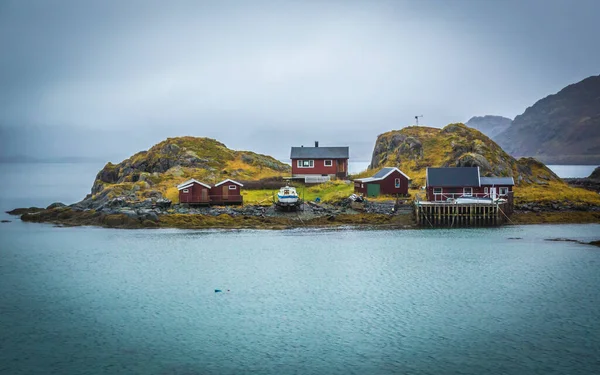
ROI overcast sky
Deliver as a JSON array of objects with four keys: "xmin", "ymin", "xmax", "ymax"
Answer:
[{"xmin": 1, "ymin": 0, "xmax": 599, "ymax": 162}]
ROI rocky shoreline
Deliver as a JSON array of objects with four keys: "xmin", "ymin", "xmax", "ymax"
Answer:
[
  {"xmin": 6, "ymin": 198, "xmax": 417, "ymax": 230},
  {"xmin": 7, "ymin": 198, "xmax": 600, "ymax": 229}
]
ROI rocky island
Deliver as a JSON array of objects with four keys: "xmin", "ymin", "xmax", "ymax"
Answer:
[{"xmin": 8, "ymin": 124, "xmax": 600, "ymax": 228}]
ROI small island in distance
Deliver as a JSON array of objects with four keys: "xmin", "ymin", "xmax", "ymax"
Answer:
[{"xmin": 8, "ymin": 123, "xmax": 600, "ymax": 229}]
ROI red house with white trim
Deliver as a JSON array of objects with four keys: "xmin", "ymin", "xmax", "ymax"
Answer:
[
  {"xmin": 177, "ymin": 178, "xmax": 244, "ymax": 205},
  {"xmin": 210, "ymin": 179, "xmax": 243, "ymax": 205},
  {"xmin": 425, "ymin": 167, "xmax": 514, "ymax": 202},
  {"xmin": 354, "ymin": 167, "xmax": 411, "ymax": 197},
  {"xmin": 177, "ymin": 179, "xmax": 211, "ymax": 204},
  {"xmin": 290, "ymin": 141, "xmax": 349, "ymax": 181}
]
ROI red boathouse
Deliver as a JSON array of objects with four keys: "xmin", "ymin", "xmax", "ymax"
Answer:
[
  {"xmin": 354, "ymin": 167, "xmax": 411, "ymax": 197},
  {"xmin": 210, "ymin": 179, "xmax": 244, "ymax": 205},
  {"xmin": 177, "ymin": 179, "xmax": 211, "ymax": 204}
]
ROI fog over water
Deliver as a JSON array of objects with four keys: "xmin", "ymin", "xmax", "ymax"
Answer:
[{"xmin": 1, "ymin": 0, "xmax": 600, "ymax": 162}]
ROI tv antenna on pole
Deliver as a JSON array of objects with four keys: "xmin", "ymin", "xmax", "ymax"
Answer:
[{"xmin": 415, "ymin": 115, "xmax": 423, "ymax": 126}]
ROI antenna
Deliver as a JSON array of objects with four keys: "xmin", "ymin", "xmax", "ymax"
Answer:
[{"xmin": 415, "ymin": 115, "xmax": 423, "ymax": 126}]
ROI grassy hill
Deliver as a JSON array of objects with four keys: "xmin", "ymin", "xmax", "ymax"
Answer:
[
  {"xmin": 87, "ymin": 137, "xmax": 290, "ymax": 204},
  {"xmin": 365, "ymin": 123, "xmax": 600, "ymax": 206}
]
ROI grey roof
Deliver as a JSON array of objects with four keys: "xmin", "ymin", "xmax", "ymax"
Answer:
[
  {"xmin": 480, "ymin": 177, "xmax": 515, "ymax": 186},
  {"xmin": 372, "ymin": 167, "xmax": 395, "ymax": 179},
  {"xmin": 426, "ymin": 167, "xmax": 480, "ymax": 187},
  {"xmin": 354, "ymin": 167, "xmax": 411, "ymax": 182},
  {"xmin": 290, "ymin": 146, "xmax": 349, "ymax": 159}
]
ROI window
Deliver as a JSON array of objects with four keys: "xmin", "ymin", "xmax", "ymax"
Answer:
[
  {"xmin": 324, "ymin": 160, "xmax": 333, "ymax": 167},
  {"xmin": 463, "ymin": 187, "xmax": 473, "ymax": 197},
  {"xmin": 297, "ymin": 160, "xmax": 314, "ymax": 168},
  {"xmin": 182, "ymin": 189, "xmax": 189, "ymax": 193},
  {"xmin": 484, "ymin": 187, "xmax": 489, "ymax": 194},
  {"xmin": 395, "ymin": 178, "xmax": 401, "ymax": 188},
  {"xmin": 499, "ymin": 187, "xmax": 508, "ymax": 196},
  {"xmin": 361, "ymin": 184, "xmax": 364, "ymax": 188},
  {"xmin": 229, "ymin": 185, "xmax": 237, "ymax": 190},
  {"xmin": 433, "ymin": 188, "xmax": 442, "ymax": 195}
]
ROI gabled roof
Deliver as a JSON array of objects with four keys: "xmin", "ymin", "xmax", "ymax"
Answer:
[
  {"xmin": 290, "ymin": 146, "xmax": 349, "ymax": 159},
  {"xmin": 177, "ymin": 178, "xmax": 211, "ymax": 190},
  {"xmin": 355, "ymin": 167, "xmax": 411, "ymax": 182},
  {"xmin": 426, "ymin": 167, "xmax": 480, "ymax": 187},
  {"xmin": 480, "ymin": 177, "xmax": 515, "ymax": 186},
  {"xmin": 214, "ymin": 179, "xmax": 244, "ymax": 187}
]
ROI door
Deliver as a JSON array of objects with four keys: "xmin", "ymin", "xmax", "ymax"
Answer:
[
  {"xmin": 366, "ymin": 184, "xmax": 380, "ymax": 197},
  {"xmin": 490, "ymin": 187, "xmax": 497, "ymax": 200},
  {"xmin": 201, "ymin": 189, "xmax": 208, "ymax": 202},
  {"xmin": 222, "ymin": 185, "xmax": 229, "ymax": 200}
]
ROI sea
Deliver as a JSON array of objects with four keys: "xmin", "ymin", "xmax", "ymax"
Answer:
[{"xmin": 1, "ymin": 162, "xmax": 599, "ymax": 375}]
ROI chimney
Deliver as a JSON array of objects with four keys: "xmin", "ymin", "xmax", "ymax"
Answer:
[{"xmin": 315, "ymin": 141, "xmax": 319, "ymax": 147}]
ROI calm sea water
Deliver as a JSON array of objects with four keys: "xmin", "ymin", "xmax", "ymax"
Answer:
[{"xmin": 1, "ymin": 163, "xmax": 600, "ymax": 375}]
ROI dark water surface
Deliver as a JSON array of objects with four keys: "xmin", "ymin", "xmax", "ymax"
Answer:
[
  {"xmin": 1, "ymin": 223, "xmax": 600, "ymax": 375},
  {"xmin": 1, "ymin": 163, "xmax": 600, "ymax": 374}
]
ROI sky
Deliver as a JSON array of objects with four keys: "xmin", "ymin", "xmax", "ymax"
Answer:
[{"xmin": 1, "ymin": 0, "xmax": 599, "ymax": 162}]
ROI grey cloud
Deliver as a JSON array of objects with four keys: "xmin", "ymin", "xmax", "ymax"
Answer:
[{"xmin": 1, "ymin": 0, "xmax": 599, "ymax": 162}]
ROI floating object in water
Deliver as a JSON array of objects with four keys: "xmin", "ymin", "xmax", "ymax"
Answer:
[{"xmin": 215, "ymin": 289, "xmax": 222, "ymax": 293}]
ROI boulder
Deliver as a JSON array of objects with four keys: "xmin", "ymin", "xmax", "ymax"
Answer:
[{"xmin": 46, "ymin": 202, "xmax": 67, "ymax": 210}]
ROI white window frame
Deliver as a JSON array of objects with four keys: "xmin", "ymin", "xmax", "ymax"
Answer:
[
  {"xmin": 463, "ymin": 187, "xmax": 473, "ymax": 197},
  {"xmin": 324, "ymin": 160, "xmax": 333, "ymax": 167},
  {"xmin": 484, "ymin": 187, "xmax": 489, "ymax": 194},
  {"xmin": 499, "ymin": 187, "xmax": 508, "ymax": 196},
  {"xmin": 182, "ymin": 189, "xmax": 189, "ymax": 193},
  {"xmin": 297, "ymin": 159, "xmax": 314, "ymax": 168},
  {"xmin": 395, "ymin": 178, "xmax": 401, "ymax": 188},
  {"xmin": 433, "ymin": 188, "xmax": 442, "ymax": 195},
  {"xmin": 228, "ymin": 185, "xmax": 237, "ymax": 190},
  {"xmin": 361, "ymin": 184, "xmax": 364, "ymax": 188}
]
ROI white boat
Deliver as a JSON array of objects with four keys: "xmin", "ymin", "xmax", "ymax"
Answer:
[{"xmin": 277, "ymin": 185, "xmax": 299, "ymax": 206}]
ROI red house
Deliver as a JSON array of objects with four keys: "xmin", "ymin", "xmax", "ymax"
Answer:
[
  {"xmin": 210, "ymin": 179, "xmax": 244, "ymax": 205},
  {"xmin": 354, "ymin": 167, "xmax": 411, "ymax": 197},
  {"xmin": 290, "ymin": 141, "xmax": 349, "ymax": 182},
  {"xmin": 177, "ymin": 178, "xmax": 211, "ymax": 204},
  {"xmin": 426, "ymin": 167, "xmax": 514, "ymax": 201}
]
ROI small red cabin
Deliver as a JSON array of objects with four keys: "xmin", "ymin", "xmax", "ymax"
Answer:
[
  {"xmin": 210, "ymin": 179, "xmax": 244, "ymax": 205},
  {"xmin": 177, "ymin": 179, "xmax": 211, "ymax": 204},
  {"xmin": 354, "ymin": 167, "xmax": 411, "ymax": 197}
]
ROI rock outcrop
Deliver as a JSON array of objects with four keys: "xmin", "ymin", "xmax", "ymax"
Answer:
[
  {"xmin": 494, "ymin": 75, "xmax": 600, "ymax": 164},
  {"xmin": 75, "ymin": 137, "xmax": 290, "ymax": 210},
  {"xmin": 369, "ymin": 123, "xmax": 560, "ymax": 186}
]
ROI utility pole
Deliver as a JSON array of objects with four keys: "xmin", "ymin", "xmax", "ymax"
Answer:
[{"xmin": 415, "ymin": 115, "xmax": 423, "ymax": 126}]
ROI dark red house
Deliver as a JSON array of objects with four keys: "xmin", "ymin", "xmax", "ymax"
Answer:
[
  {"xmin": 177, "ymin": 178, "xmax": 211, "ymax": 204},
  {"xmin": 177, "ymin": 178, "xmax": 244, "ymax": 205},
  {"xmin": 290, "ymin": 141, "xmax": 349, "ymax": 182},
  {"xmin": 210, "ymin": 179, "xmax": 243, "ymax": 205},
  {"xmin": 354, "ymin": 167, "xmax": 411, "ymax": 197},
  {"xmin": 426, "ymin": 167, "xmax": 514, "ymax": 201}
]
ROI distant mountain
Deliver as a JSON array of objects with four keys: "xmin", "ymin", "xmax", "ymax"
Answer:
[
  {"xmin": 465, "ymin": 115, "xmax": 512, "ymax": 138},
  {"xmin": 494, "ymin": 75, "xmax": 600, "ymax": 164}
]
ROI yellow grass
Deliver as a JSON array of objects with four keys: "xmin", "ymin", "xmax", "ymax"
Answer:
[{"xmin": 516, "ymin": 180, "xmax": 600, "ymax": 205}]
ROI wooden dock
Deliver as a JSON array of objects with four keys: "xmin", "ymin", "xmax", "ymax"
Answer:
[{"xmin": 414, "ymin": 199, "xmax": 513, "ymax": 228}]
